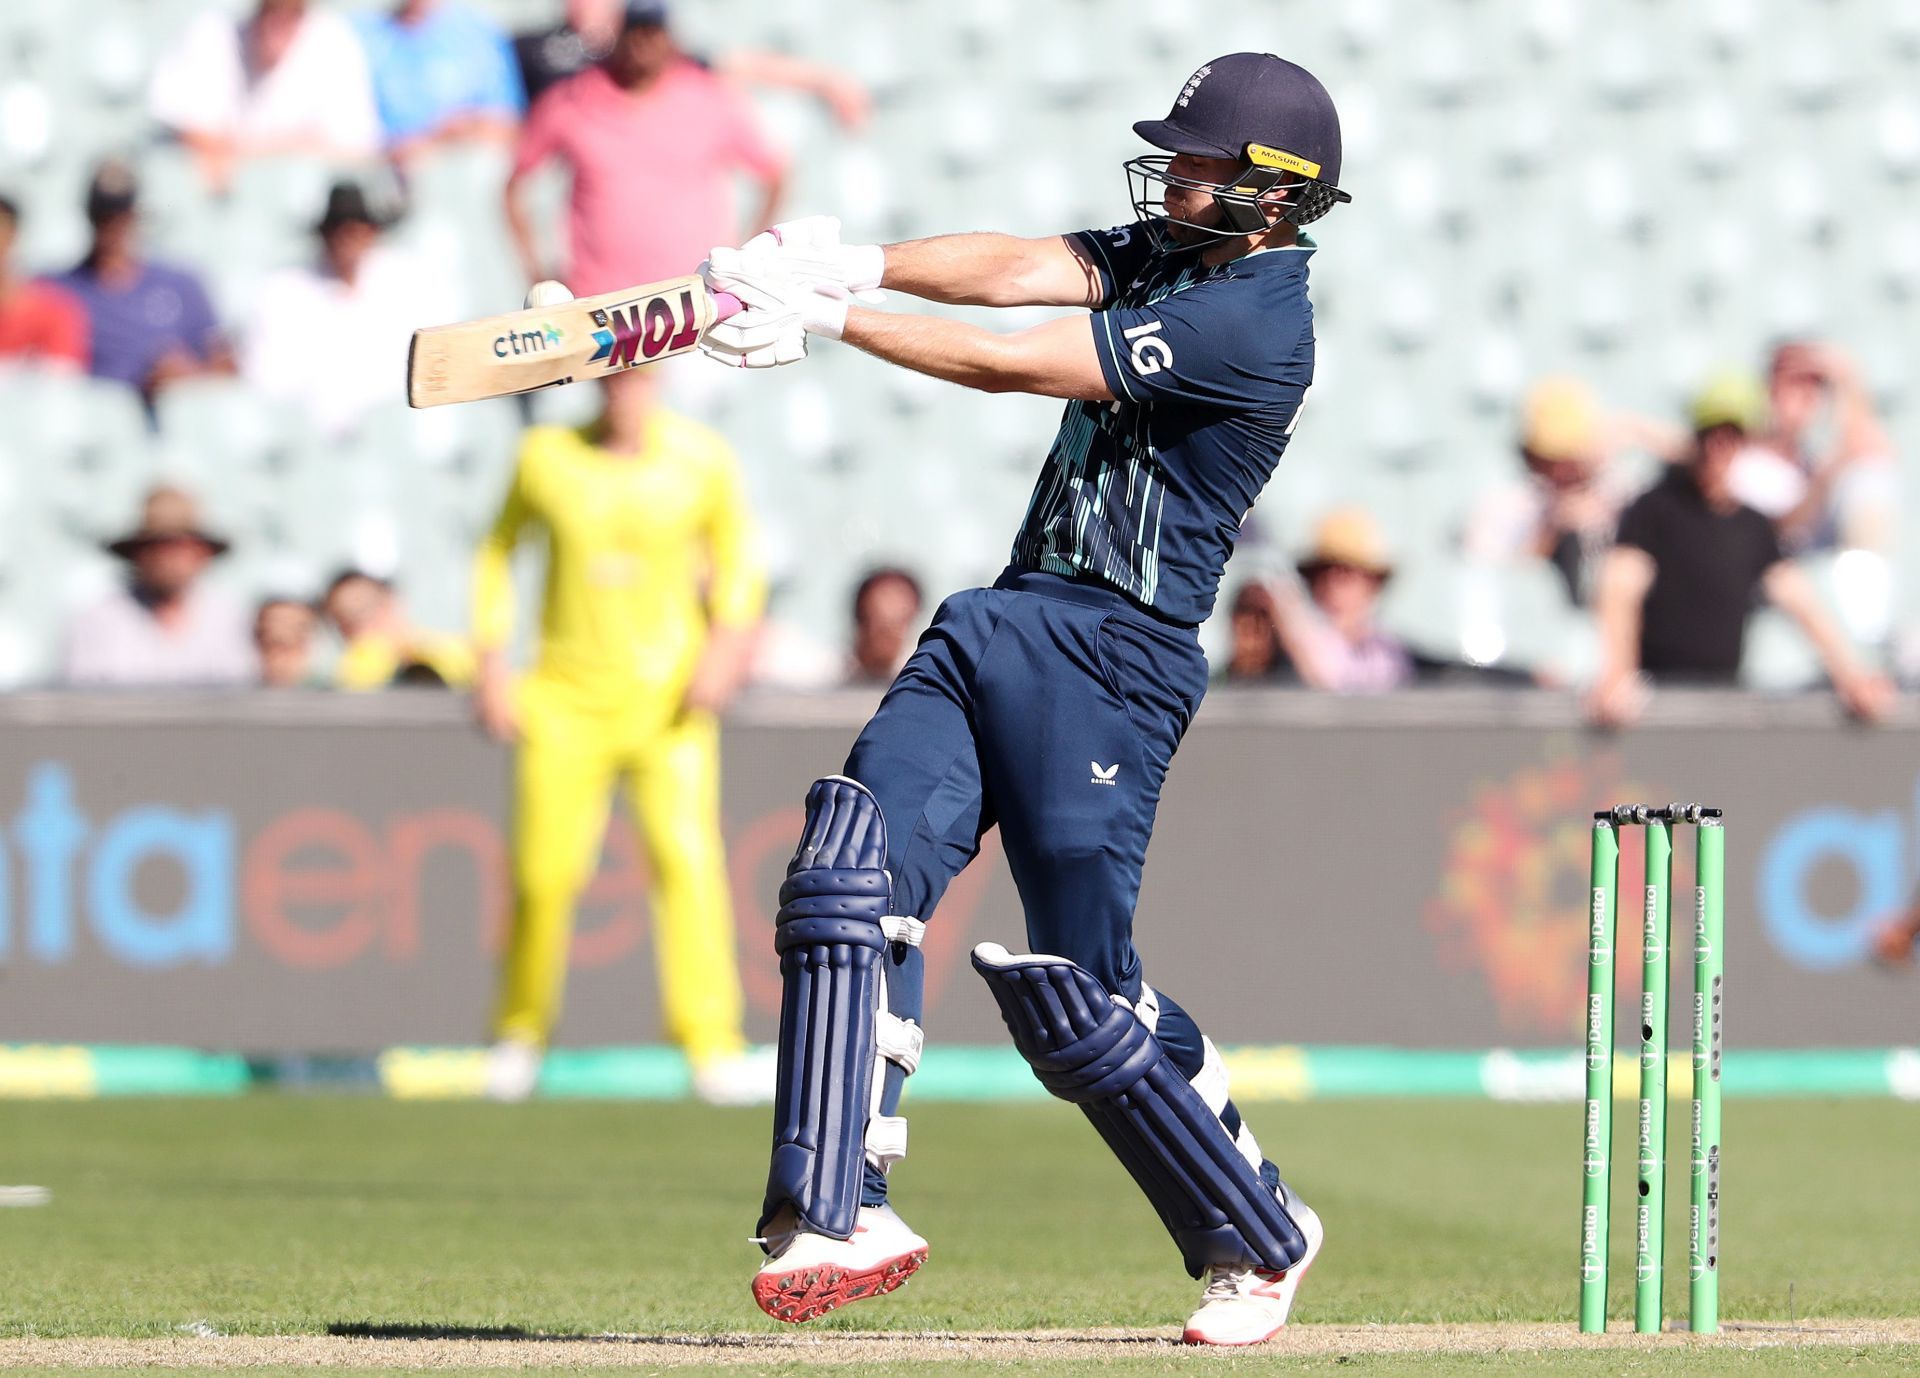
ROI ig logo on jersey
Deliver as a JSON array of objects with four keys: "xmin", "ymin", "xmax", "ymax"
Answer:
[{"xmin": 1123, "ymin": 320, "xmax": 1174, "ymax": 375}]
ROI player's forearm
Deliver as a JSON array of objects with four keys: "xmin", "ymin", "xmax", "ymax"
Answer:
[
  {"xmin": 839, "ymin": 306, "xmax": 1106, "ymax": 400},
  {"xmin": 879, "ymin": 233, "xmax": 1092, "ymax": 308}
]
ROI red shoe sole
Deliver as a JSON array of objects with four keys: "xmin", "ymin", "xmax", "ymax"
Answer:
[{"xmin": 752, "ymin": 1248, "xmax": 927, "ymax": 1324}]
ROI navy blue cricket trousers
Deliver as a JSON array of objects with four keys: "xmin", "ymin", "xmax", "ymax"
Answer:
[{"xmin": 845, "ymin": 570, "xmax": 1220, "ymax": 1204}]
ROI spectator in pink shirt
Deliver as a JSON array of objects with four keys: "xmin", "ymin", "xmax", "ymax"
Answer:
[{"xmin": 504, "ymin": 0, "xmax": 786, "ymax": 298}]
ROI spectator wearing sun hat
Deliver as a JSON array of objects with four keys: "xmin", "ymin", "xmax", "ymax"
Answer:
[
  {"xmin": 1465, "ymin": 376, "xmax": 1683, "ymax": 606},
  {"xmin": 61, "ymin": 485, "xmax": 253, "ymax": 687},
  {"xmin": 241, "ymin": 180, "xmax": 456, "ymax": 438},
  {"xmin": 1264, "ymin": 507, "xmax": 1413, "ymax": 694}
]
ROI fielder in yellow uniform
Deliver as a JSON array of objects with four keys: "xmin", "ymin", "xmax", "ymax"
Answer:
[{"xmin": 472, "ymin": 369, "xmax": 766, "ymax": 1102}]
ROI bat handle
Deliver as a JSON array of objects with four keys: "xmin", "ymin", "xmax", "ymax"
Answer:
[{"xmin": 711, "ymin": 291, "xmax": 745, "ymax": 321}]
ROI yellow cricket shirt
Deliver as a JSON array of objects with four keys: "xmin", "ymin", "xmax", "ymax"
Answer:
[{"xmin": 473, "ymin": 411, "xmax": 766, "ymax": 711}]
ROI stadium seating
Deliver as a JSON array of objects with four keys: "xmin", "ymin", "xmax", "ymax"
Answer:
[{"xmin": 0, "ymin": 0, "xmax": 1915, "ymax": 687}]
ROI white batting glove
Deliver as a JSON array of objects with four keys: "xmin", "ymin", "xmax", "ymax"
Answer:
[
  {"xmin": 698, "ymin": 256, "xmax": 805, "ymax": 369},
  {"xmin": 700, "ymin": 305, "xmax": 809, "ymax": 369},
  {"xmin": 702, "ymin": 249, "xmax": 851, "ymax": 369},
  {"xmin": 735, "ymin": 215, "xmax": 885, "ymax": 296}
]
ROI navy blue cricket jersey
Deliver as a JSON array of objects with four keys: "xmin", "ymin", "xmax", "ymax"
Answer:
[{"xmin": 1007, "ymin": 221, "xmax": 1316, "ymax": 626}]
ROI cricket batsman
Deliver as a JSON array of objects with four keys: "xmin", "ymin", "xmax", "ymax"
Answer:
[
  {"xmin": 472, "ymin": 367, "xmax": 767, "ymax": 1105},
  {"xmin": 699, "ymin": 53, "xmax": 1349, "ymax": 1344}
]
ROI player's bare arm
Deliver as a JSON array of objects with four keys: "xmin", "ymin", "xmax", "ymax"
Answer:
[
  {"xmin": 876, "ymin": 232, "xmax": 1108, "ymax": 308},
  {"xmin": 875, "ymin": 152, "xmax": 1309, "ymax": 310},
  {"xmin": 838, "ymin": 309, "xmax": 1111, "ymax": 400}
]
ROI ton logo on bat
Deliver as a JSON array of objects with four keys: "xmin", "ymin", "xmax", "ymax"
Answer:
[{"xmin": 590, "ymin": 290, "xmax": 702, "ymax": 370}]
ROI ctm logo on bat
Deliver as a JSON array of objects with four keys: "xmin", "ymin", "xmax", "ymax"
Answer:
[
  {"xmin": 590, "ymin": 290, "xmax": 701, "ymax": 369},
  {"xmin": 494, "ymin": 322, "xmax": 562, "ymax": 357}
]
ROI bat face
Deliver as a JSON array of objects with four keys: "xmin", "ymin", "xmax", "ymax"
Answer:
[{"xmin": 407, "ymin": 275, "xmax": 718, "ymax": 407}]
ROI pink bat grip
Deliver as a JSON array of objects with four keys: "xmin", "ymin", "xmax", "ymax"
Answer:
[{"xmin": 712, "ymin": 291, "xmax": 744, "ymax": 321}]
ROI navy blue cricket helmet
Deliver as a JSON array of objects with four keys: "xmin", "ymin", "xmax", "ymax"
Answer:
[{"xmin": 1127, "ymin": 53, "xmax": 1351, "ymax": 236}]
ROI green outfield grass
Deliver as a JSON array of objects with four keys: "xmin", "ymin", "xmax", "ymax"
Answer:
[{"xmin": 1, "ymin": 1097, "xmax": 1916, "ymax": 1374}]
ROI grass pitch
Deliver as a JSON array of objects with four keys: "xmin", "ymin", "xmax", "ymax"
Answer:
[{"xmin": 1, "ymin": 1096, "xmax": 1916, "ymax": 1374}]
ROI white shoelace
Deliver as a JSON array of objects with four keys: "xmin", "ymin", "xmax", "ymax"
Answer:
[{"xmin": 1201, "ymin": 1266, "xmax": 1250, "ymax": 1302}]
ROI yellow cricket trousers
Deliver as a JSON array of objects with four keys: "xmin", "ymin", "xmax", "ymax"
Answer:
[{"xmin": 492, "ymin": 678, "xmax": 746, "ymax": 1064}]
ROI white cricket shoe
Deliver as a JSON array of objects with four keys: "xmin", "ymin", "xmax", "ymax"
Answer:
[
  {"xmin": 690, "ymin": 1047, "xmax": 777, "ymax": 1106},
  {"xmin": 752, "ymin": 1203, "xmax": 928, "ymax": 1323},
  {"xmin": 483, "ymin": 1037, "xmax": 541, "ymax": 1103},
  {"xmin": 1181, "ymin": 1197, "xmax": 1324, "ymax": 1346}
]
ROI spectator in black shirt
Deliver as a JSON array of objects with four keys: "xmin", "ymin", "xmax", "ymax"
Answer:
[{"xmin": 1586, "ymin": 374, "xmax": 1893, "ymax": 727}]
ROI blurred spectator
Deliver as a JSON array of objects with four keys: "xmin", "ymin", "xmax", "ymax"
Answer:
[
  {"xmin": 1730, "ymin": 340, "xmax": 1897, "ymax": 554},
  {"xmin": 51, "ymin": 162, "xmax": 232, "ymax": 400},
  {"xmin": 472, "ymin": 368, "xmax": 765, "ymax": 1103},
  {"xmin": 1220, "ymin": 581, "xmax": 1290, "ymax": 684},
  {"xmin": 254, "ymin": 596, "xmax": 319, "ymax": 687},
  {"xmin": 848, "ymin": 566, "xmax": 922, "ymax": 685},
  {"xmin": 0, "ymin": 194, "xmax": 88, "ymax": 369},
  {"xmin": 355, "ymin": 0, "xmax": 524, "ymax": 159},
  {"xmin": 149, "ymin": 0, "xmax": 380, "ymax": 194},
  {"xmin": 506, "ymin": 1, "xmax": 786, "ymax": 294},
  {"xmin": 1586, "ymin": 375, "xmax": 1893, "ymax": 727},
  {"xmin": 241, "ymin": 181, "xmax": 455, "ymax": 437},
  {"xmin": 514, "ymin": 0, "xmax": 869, "ymax": 124},
  {"xmin": 322, "ymin": 568, "xmax": 474, "ymax": 689},
  {"xmin": 61, "ymin": 485, "xmax": 252, "ymax": 686},
  {"xmin": 1465, "ymin": 377, "xmax": 1682, "ymax": 605},
  {"xmin": 1268, "ymin": 509, "xmax": 1413, "ymax": 694}
]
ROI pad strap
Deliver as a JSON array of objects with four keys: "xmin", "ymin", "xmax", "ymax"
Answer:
[
  {"xmin": 877, "ymin": 1011, "xmax": 925, "ymax": 1074},
  {"xmin": 881, "ymin": 915, "xmax": 926, "ymax": 947}
]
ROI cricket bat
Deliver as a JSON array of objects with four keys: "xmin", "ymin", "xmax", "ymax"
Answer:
[{"xmin": 406, "ymin": 275, "xmax": 743, "ymax": 408}]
